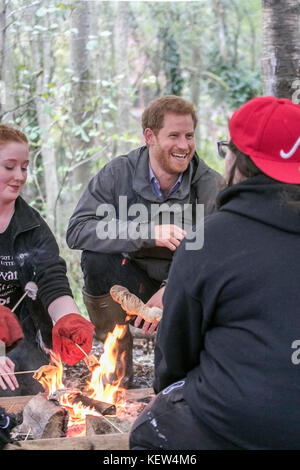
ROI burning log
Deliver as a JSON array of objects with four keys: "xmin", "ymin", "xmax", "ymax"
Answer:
[
  {"xmin": 71, "ymin": 393, "xmax": 116, "ymax": 416},
  {"xmin": 13, "ymin": 393, "xmax": 69, "ymax": 440}
]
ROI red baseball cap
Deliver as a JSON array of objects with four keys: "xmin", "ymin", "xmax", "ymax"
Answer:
[{"xmin": 229, "ymin": 96, "xmax": 300, "ymax": 184}]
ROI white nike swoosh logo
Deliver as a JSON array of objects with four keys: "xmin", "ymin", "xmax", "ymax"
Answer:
[{"xmin": 280, "ymin": 137, "xmax": 300, "ymax": 159}]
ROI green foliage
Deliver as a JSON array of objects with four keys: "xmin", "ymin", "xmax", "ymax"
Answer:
[
  {"xmin": 2, "ymin": 0, "xmax": 262, "ymax": 307},
  {"xmin": 209, "ymin": 64, "xmax": 262, "ymax": 108},
  {"xmin": 160, "ymin": 28, "xmax": 184, "ymax": 96}
]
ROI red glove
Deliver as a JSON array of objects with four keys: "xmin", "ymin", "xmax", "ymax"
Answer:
[
  {"xmin": 52, "ymin": 313, "xmax": 94, "ymax": 365},
  {"xmin": 0, "ymin": 305, "xmax": 24, "ymax": 351}
]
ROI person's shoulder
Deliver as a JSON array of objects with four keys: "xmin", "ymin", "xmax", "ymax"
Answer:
[
  {"xmin": 15, "ymin": 197, "xmax": 42, "ymax": 222},
  {"xmin": 14, "ymin": 197, "xmax": 56, "ymax": 241}
]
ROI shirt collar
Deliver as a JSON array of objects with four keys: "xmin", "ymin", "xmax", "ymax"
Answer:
[{"xmin": 149, "ymin": 163, "xmax": 183, "ymax": 201}]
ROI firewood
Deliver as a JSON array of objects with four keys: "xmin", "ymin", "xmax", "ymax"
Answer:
[
  {"xmin": 49, "ymin": 388, "xmax": 80, "ymax": 401},
  {"xmin": 86, "ymin": 414, "xmax": 120, "ymax": 436},
  {"xmin": 71, "ymin": 393, "xmax": 116, "ymax": 416},
  {"xmin": 4, "ymin": 433, "xmax": 129, "ymax": 450},
  {"xmin": 13, "ymin": 393, "xmax": 69, "ymax": 440}
]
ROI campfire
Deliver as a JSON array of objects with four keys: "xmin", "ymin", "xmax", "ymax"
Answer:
[
  {"xmin": 9, "ymin": 324, "xmax": 153, "ymax": 444},
  {"xmin": 32, "ymin": 324, "xmax": 128, "ymax": 437}
]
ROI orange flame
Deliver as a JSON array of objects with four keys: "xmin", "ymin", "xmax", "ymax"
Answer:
[
  {"xmin": 33, "ymin": 353, "xmax": 64, "ymax": 396},
  {"xmin": 86, "ymin": 324, "xmax": 127, "ymax": 405},
  {"xmin": 34, "ymin": 324, "xmax": 128, "ymax": 436}
]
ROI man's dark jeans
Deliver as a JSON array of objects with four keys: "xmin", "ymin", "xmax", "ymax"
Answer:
[{"xmin": 81, "ymin": 251, "xmax": 160, "ymax": 303}]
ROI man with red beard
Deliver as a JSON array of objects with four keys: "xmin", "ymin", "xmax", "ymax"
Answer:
[{"xmin": 67, "ymin": 95, "xmax": 224, "ymax": 386}]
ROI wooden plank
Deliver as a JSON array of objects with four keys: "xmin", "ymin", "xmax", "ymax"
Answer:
[
  {"xmin": 0, "ymin": 395, "xmax": 35, "ymax": 414},
  {"xmin": 1, "ymin": 388, "xmax": 153, "ymax": 450},
  {"xmin": 4, "ymin": 432, "xmax": 129, "ymax": 450},
  {"xmin": 126, "ymin": 387, "xmax": 153, "ymax": 401},
  {"xmin": 86, "ymin": 414, "xmax": 120, "ymax": 436},
  {"xmin": 0, "ymin": 388, "xmax": 153, "ymax": 414}
]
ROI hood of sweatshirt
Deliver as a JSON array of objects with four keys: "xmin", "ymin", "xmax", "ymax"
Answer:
[{"xmin": 217, "ymin": 174, "xmax": 300, "ymax": 235}]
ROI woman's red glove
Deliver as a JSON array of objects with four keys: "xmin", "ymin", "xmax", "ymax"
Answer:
[
  {"xmin": 0, "ymin": 306, "xmax": 24, "ymax": 351},
  {"xmin": 52, "ymin": 313, "xmax": 94, "ymax": 365}
]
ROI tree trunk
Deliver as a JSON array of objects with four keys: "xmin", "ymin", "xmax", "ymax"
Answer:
[
  {"xmin": 190, "ymin": 45, "xmax": 201, "ymax": 150},
  {"xmin": 262, "ymin": 0, "xmax": 300, "ymax": 98},
  {"xmin": 70, "ymin": 0, "xmax": 92, "ymax": 201},
  {"xmin": 212, "ymin": 0, "xmax": 227, "ymax": 64},
  {"xmin": 0, "ymin": 0, "xmax": 7, "ymax": 114},
  {"xmin": 29, "ymin": 4, "xmax": 59, "ymax": 233},
  {"xmin": 113, "ymin": 1, "xmax": 131, "ymax": 156}
]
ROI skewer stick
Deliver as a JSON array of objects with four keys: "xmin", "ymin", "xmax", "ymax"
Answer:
[
  {"xmin": 0, "ymin": 370, "xmax": 36, "ymax": 376},
  {"xmin": 73, "ymin": 342, "xmax": 89, "ymax": 359},
  {"xmin": 11, "ymin": 281, "xmax": 38, "ymax": 312},
  {"xmin": 52, "ymin": 319, "xmax": 89, "ymax": 359},
  {"xmin": 100, "ymin": 413, "xmax": 124, "ymax": 434},
  {"xmin": 11, "ymin": 291, "xmax": 28, "ymax": 312}
]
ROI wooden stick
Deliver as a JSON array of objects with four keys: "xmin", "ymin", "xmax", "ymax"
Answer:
[
  {"xmin": 0, "ymin": 370, "xmax": 36, "ymax": 376},
  {"xmin": 11, "ymin": 291, "xmax": 28, "ymax": 312},
  {"xmin": 97, "ymin": 413, "xmax": 124, "ymax": 434},
  {"xmin": 73, "ymin": 342, "xmax": 89, "ymax": 358},
  {"xmin": 52, "ymin": 320, "xmax": 89, "ymax": 359}
]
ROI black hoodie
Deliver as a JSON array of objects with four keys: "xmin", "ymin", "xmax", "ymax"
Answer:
[{"xmin": 154, "ymin": 175, "xmax": 300, "ymax": 449}]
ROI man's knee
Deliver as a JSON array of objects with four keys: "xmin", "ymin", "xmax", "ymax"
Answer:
[
  {"xmin": 81, "ymin": 251, "xmax": 126, "ymax": 295},
  {"xmin": 81, "ymin": 251, "xmax": 119, "ymax": 278}
]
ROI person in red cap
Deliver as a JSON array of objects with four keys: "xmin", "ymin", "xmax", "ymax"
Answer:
[
  {"xmin": 130, "ymin": 96, "xmax": 300, "ymax": 450},
  {"xmin": 0, "ymin": 124, "xmax": 94, "ymax": 396}
]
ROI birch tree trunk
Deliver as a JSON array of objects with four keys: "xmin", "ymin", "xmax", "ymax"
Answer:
[
  {"xmin": 114, "ymin": 1, "xmax": 131, "ymax": 155},
  {"xmin": 0, "ymin": 0, "xmax": 7, "ymax": 114},
  {"xmin": 29, "ymin": 3, "xmax": 59, "ymax": 232},
  {"xmin": 261, "ymin": 0, "xmax": 300, "ymax": 99},
  {"xmin": 212, "ymin": 0, "xmax": 227, "ymax": 65},
  {"xmin": 190, "ymin": 45, "xmax": 201, "ymax": 150},
  {"xmin": 70, "ymin": 0, "xmax": 91, "ymax": 202}
]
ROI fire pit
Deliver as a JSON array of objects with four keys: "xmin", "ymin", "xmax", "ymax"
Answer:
[{"xmin": 1, "ymin": 325, "xmax": 154, "ymax": 450}]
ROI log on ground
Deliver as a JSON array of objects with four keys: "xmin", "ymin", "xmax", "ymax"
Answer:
[
  {"xmin": 13, "ymin": 393, "xmax": 69, "ymax": 439},
  {"xmin": 4, "ymin": 433, "xmax": 129, "ymax": 450}
]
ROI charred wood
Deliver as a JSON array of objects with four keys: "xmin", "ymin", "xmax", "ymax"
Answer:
[{"xmin": 71, "ymin": 393, "xmax": 116, "ymax": 416}]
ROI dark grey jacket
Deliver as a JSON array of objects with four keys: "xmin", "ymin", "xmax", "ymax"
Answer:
[{"xmin": 66, "ymin": 146, "xmax": 224, "ymax": 281}]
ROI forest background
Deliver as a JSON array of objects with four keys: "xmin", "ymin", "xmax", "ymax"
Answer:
[{"xmin": 0, "ymin": 0, "xmax": 282, "ymax": 313}]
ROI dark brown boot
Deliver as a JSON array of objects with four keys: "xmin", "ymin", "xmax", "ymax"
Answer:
[{"xmin": 82, "ymin": 290, "xmax": 133, "ymax": 388}]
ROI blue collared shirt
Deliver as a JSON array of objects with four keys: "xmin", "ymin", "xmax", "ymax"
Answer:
[{"xmin": 149, "ymin": 163, "xmax": 183, "ymax": 201}]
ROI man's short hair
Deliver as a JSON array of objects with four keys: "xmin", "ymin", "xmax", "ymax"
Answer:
[
  {"xmin": 0, "ymin": 124, "xmax": 28, "ymax": 146},
  {"xmin": 142, "ymin": 95, "xmax": 198, "ymax": 134}
]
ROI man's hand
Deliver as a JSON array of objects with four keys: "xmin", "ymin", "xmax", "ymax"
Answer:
[
  {"xmin": 147, "ymin": 286, "xmax": 165, "ymax": 310},
  {"xmin": 0, "ymin": 357, "xmax": 18, "ymax": 391},
  {"xmin": 133, "ymin": 286, "xmax": 165, "ymax": 334},
  {"xmin": 154, "ymin": 224, "xmax": 186, "ymax": 251},
  {"xmin": 52, "ymin": 313, "xmax": 94, "ymax": 366}
]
